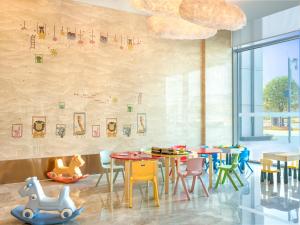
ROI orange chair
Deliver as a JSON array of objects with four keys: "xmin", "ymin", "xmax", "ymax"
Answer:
[
  {"xmin": 288, "ymin": 161, "xmax": 299, "ymax": 179},
  {"xmin": 129, "ymin": 160, "xmax": 160, "ymax": 208},
  {"xmin": 260, "ymin": 159, "xmax": 279, "ymax": 184}
]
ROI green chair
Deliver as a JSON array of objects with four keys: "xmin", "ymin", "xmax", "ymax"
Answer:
[{"xmin": 215, "ymin": 153, "xmax": 244, "ymax": 191}]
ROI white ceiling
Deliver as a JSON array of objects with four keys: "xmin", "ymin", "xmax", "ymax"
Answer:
[{"xmin": 74, "ymin": 0, "xmax": 300, "ymax": 21}]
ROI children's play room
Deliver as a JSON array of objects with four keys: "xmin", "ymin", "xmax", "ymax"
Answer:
[{"xmin": 0, "ymin": 0, "xmax": 299, "ymax": 225}]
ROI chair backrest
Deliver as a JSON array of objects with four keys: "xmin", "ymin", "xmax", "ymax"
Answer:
[
  {"xmin": 239, "ymin": 149, "xmax": 250, "ymax": 162},
  {"xmin": 131, "ymin": 160, "xmax": 157, "ymax": 180},
  {"xmin": 260, "ymin": 159, "xmax": 273, "ymax": 171},
  {"xmin": 99, "ymin": 150, "xmax": 111, "ymax": 167},
  {"xmin": 186, "ymin": 158, "xmax": 205, "ymax": 173},
  {"xmin": 230, "ymin": 153, "xmax": 240, "ymax": 169}
]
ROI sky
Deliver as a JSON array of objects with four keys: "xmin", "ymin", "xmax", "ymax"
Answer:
[{"xmin": 262, "ymin": 39, "xmax": 299, "ymax": 86}]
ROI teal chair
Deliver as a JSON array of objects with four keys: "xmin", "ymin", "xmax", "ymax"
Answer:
[
  {"xmin": 96, "ymin": 150, "xmax": 125, "ymax": 188},
  {"xmin": 215, "ymin": 153, "xmax": 244, "ymax": 191}
]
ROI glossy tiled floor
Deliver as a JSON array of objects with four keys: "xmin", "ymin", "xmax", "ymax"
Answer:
[{"xmin": 0, "ymin": 164, "xmax": 299, "ymax": 225}]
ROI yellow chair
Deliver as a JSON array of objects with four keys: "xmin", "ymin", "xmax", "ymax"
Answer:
[
  {"xmin": 288, "ymin": 161, "xmax": 298, "ymax": 179},
  {"xmin": 260, "ymin": 159, "xmax": 279, "ymax": 184},
  {"xmin": 129, "ymin": 160, "xmax": 160, "ymax": 208}
]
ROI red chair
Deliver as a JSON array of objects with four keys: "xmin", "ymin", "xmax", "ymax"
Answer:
[{"xmin": 173, "ymin": 157, "xmax": 209, "ymax": 200}]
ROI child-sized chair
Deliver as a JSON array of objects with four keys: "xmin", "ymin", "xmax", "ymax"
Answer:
[
  {"xmin": 96, "ymin": 150, "xmax": 124, "ymax": 188},
  {"xmin": 288, "ymin": 161, "xmax": 298, "ymax": 179},
  {"xmin": 215, "ymin": 154, "xmax": 244, "ymax": 191},
  {"xmin": 129, "ymin": 160, "xmax": 159, "ymax": 208},
  {"xmin": 173, "ymin": 158, "xmax": 209, "ymax": 200},
  {"xmin": 238, "ymin": 148, "xmax": 253, "ymax": 174},
  {"xmin": 260, "ymin": 159, "xmax": 279, "ymax": 184}
]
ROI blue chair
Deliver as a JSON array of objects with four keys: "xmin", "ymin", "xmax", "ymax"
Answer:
[{"xmin": 238, "ymin": 148, "xmax": 253, "ymax": 174}]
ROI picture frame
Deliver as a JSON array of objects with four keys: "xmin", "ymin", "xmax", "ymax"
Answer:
[
  {"xmin": 106, "ymin": 118, "xmax": 117, "ymax": 137},
  {"xmin": 73, "ymin": 112, "xmax": 86, "ymax": 135},
  {"xmin": 56, "ymin": 124, "xmax": 66, "ymax": 138},
  {"xmin": 92, "ymin": 125, "xmax": 100, "ymax": 137},
  {"xmin": 32, "ymin": 116, "xmax": 46, "ymax": 138},
  {"xmin": 12, "ymin": 124, "xmax": 22, "ymax": 138},
  {"xmin": 123, "ymin": 124, "xmax": 131, "ymax": 137},
  {"xmin": 137, "ymin": 113, "xmax": 146, "ymax": 134}
]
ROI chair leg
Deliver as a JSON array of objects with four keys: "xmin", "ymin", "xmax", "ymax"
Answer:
[
  {"xmin": 267, "ymin": 173, "xmax": 270, "ymax": 181},
  {"xmin": 96, "ymin": 174, "xmax": 103, "ymax": 186},
  {"xmin": 227, "ymin": 173, "xmax": 238, "ymax": 191},
  {"xmin": 105, "ymin": 172, "xmax": 110, "ymax": 190},
  {"xmin": 232, "ymin": 170, "xmax": 244, "ymax": 186},
  {"xmin": 180, "ymin": 176, "xmax": 190, "ymax": 200},
  {"xmin": 246, "ymin": 162, "xmax": 253, "ymax": 173},
  {"xmin": 153, "ymin": 177, "xmax": 160, "ymax": 207},
  {"xmin": 238, "ymin": 165, "xmax": 243, "ymax": 174},
  {"xmin": 173, "ymin": 175, "xmax": 180, "ymax": 195},
  {"xmin": 215, "ymin": 170, "xmax": 223, "ymax": 189},
  {"xmin": 293, "ymin": 169, "xmax": 297, "ymax": 179},
  {"xmin": 199, "ymin": 176, "xmax": 209, "ymax": 197},
  {"xmin": 222, "ymin": 171, "xmax": 228, "ymax": 184},
  {"xmin": 190, "ymin": 176, "xmax": 197, "ymax": 193},
  {"xmin": 160, "ymin": 164, "xmax": 165, "ymax": 183},
  {"xmin": 113, "ymin": 170, "xmax": 119, "ymax": 184},
  {"xmin": 129, "ymin": 180, "xmax": 133, "ymax": 208},
  {"xmin": 260, "ymin": 171, "xmax": 265, "ymax": 182},
  {"xmin": 121, "ymin": 169, "xmax": 125, "ymax": 181},
  {"xmin": 289, "ymin": 168, "xmax": 292, "ymax": 177},
  {"xmin": 270, "ymin": 173, "xmax": 274, "ymax": 184}
]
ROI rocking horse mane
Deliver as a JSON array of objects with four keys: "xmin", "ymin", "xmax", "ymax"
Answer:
[{"xmin": 69, "ymin": 155, "xmax": 84, "ymax": 168}]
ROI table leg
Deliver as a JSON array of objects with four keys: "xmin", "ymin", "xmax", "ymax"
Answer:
[
  {"xmin": 284, "ymin": 161, "xmax": 288, "ymax": 184},
  {"xmin": 171, "ymin": 158, "xmax": 176, "ymax": 183},
  {"xmin": 208, "ymin": 154, "xmax": 213, "ymax": 189},
  {"xmin": 164, "ymin": 157, "xmax": 170, "ymax": 194},
  {"xmin": 226, "ymin": 154, "xmax": 229, "ymax": 165},
  {"xmin": 110, "ymin": 159, "xmax": 114, "ymax": 193},
  {"xmin": 219, "ymin": 153, "xmax": 223, "ymax": 166},
  {"xmin": 124, "ymin": 160, "xmax": 131, "ymax": 203},
  {"xmin": 229, "ymin": 154, "xmax": 232, "ymax": 165},
  {"xmin": 277, "ymin": 161, "xmax": 281, "ymax": 183},
  {"xmin": 298, "ymin": 160, "xmax": 300, "ymax": 181}
]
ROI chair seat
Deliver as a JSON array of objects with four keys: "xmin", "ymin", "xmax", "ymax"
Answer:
[
  {"xmin": 288, "ymin": 165, "xmax": 298, "ymax": 169},
  {"xmin": 218, "ymin": 165, "xmax": 233, "ymax": 170},
  {"xmin": 261, "ymin": 169, "xmax": 279, "ymax": 173}
]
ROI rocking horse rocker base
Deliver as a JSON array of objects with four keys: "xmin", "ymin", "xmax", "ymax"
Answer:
[
  {"xmin": 47, "ymin": 172, "xmax": 88, "ymax": 184},
  {"xmin": 11, "ymin": 206, "xmax": 83, "ymax": 225}
]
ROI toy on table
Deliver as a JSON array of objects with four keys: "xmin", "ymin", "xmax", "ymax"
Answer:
[
  {"xmin": 11, "ymin": 177, "xmax": 83, "ymax": 225},
  {"xmin": 47, "ymin": 155, "xmax": 88, "ymax": 184}
]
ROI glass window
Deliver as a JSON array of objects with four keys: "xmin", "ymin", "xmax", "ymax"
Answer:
[{"xmin": 237, "ymin": 38, "xmax": 300, "ymax": 161}]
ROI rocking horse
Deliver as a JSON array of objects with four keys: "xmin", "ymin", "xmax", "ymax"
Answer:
[
  {"xmin": 47, "ymin": 155, "xmax": 88, "ymax": 184},
  {"xmin": 11, "ymin": 177, "xmax": 83, "ymax": 225}
]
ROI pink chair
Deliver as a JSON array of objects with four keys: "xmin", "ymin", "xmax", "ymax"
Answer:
[{"xmin": 173, "ymin": 157, "xmax": 209, "ymax": 200}]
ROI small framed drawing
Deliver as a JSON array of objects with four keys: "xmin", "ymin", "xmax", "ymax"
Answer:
[
  {"xmin": 137, "ymin": 113, "xmax": 146, "ymax": 134},
  {"xmin": 106, "ymin": 118, "xmax": 117, "ymax": 137},
  {"xmin": 56, "ymin": 124, "xmax": 66, "ymax": 138},
  {"xmin": 12, "ymin": 124, "xmax": 22, "ymax": 138},
  {"xmin": 92, "ymin": 125, "xmax": 100, "ymax": 137},
  {"xmin": 73, "ymin": 112, "xmax": 86, "ymax": 135},
  {"xmin": 123, "ymin": 124, "xmax": 131, "ymax": 137},
  {"xmin": 127, "ymin": 104, "xmax": 133, "ymax": 112},
  {"xmin": 32, "ymin": 116, "xmax": 46, "ymax": 138}
]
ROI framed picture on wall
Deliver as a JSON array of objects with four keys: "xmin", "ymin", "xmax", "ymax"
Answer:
[
  {"xmin": 106, "ymin": 118, "xmax": 117, "ymax": 137},
  {"xmin": 56, "ymin": 124, "xmax": 66, "ymax": 138},
  {"xmin": 73, "ymin": 112, "xmax": 86, "ymax": 135},
  {"xmin": 32, "ymin": 116, "xmax": 46, "ymax": 138},
  {"xmin": 137, "ymin": 113, "xmax": 146, "ymax": 134},
  {"xmin": 123, "ymin": 124, "xmax": 132, "ymax": 137},
  {"xmin": 92, "ymin": 125, "xmax": 100, "ymax": 137},
  {"xmin": 12, "ymin": 124, "xmax": 22, "ymax": 138}
]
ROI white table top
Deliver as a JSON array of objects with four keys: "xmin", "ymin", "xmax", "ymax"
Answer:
[{"xmin": 263, "ymin": 152, "xmax": 300, "ymax": 162}]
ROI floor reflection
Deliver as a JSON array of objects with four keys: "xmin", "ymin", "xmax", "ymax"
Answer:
[{"xmin": 0, "ymin": 164, "xmax": 299, "ymax": 225}]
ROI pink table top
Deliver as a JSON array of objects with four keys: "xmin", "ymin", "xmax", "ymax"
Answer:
[
  {"xmin": 194, "ymin": 148, "xmax": 222, "ymax": 154},
  {"xmin": 110, "ymin": 151, "xmax": 162, "ymax": 161}
]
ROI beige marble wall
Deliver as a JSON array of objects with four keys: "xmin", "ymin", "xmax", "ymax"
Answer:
[
  {"xmin": 0, "ymin": 0, "xmax": 206, "ymax": 160},
  {"xmin": 206, "ymin": 31, "xmax": 233, "ymax": 145}
]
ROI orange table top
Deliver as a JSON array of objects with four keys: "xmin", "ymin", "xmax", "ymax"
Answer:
[{"xmin": 110, "ymin": 151, "xmax": 161, "ymax": 161}]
